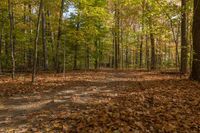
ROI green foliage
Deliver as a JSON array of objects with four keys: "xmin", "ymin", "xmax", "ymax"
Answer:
[{"xmin": 0, "ymin": 0, "xmax": 193, "ymax": 71}]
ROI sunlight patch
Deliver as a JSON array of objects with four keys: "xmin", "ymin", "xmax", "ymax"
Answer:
[
  {"xmin": 57, "ymin": 90, "xmax": 76, "ymax": 95},
  {"xmin": 5, "ymin": 100, "xmax": 53, "ymax": 111}
]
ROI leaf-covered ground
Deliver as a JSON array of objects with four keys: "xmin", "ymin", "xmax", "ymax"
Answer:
[{"xmin": 0, "ymin": 70, "xmax": 200, "ymax": 132}]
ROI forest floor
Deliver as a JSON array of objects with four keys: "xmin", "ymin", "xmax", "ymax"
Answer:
[{"xmin": 0, "ymin": 70, "xmax": 200, "ymax": 133}]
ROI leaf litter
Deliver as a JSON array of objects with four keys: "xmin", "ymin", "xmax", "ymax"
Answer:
[{"xmin": 0, "ymin": 70, "xmax": 199, "ymax": 132}]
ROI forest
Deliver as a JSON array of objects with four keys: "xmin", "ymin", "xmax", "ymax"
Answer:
[{"xmin": 0, "ymin": 0, "xmax": 200, "ymax": 132}]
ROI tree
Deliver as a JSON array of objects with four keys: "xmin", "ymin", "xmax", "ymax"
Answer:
[
  {"xmin": 56, "ymin": 0, "xmax": 64, "ymax": 72},
  {"xmin": 0, "ymin": 10, "xmax": 4, "ymax": 74},
  {"xmin": 8, "ymin": 0, "xmax": 15, "ymax": 79},
  {"xmin": 180, "ymin": 0, "xmax": 188, "ymax": 74},
  {"xmin": 42, "ymin": 0, "xmax": 48, "ymax": 70},
  {"xmin": 190, "ymin": 0, "xmax": 200, "ymax": 81},
  {"xmin": 114, "ymin": 0, "xmax": 120, "ymax": 69},
  {"xmin": 147, "ymin": 1, "xmax": 156, "ymax": 70},
  {"xmin": 32, "ymin": 0, "xmax": 43, "ymax": 83},
  {"xmin": 0, "ymin": 0, "xmax": 194, "ymax": 77}
]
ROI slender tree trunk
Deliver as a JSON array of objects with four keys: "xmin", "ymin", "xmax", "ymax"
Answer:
[
  {"xmin": 140, "ymin": 34, "xmax": 143, "ymax": 68},
  {"xmin": 47, "ymin": 10, "xmax": 56, "ymax": 69},
  {"xmin": 23, "ymin": 4, "xmax": 27, "ymax": 70},
  {"xmin": 190, "ymin": 0, "xmax": 200, "ymax": 80},
  {"xmin": 42, "ymin": 2, "xmax": 48, "ymax": 70},
  {"xmin": 27, "ymin": 4, "xmax": 32, "ymax": 69},
  {"xmin": 169, "ymin": 20, "xmax": 180, "ymax": 68},
  {"xmin": 149, "ymin": 16, "xmax": 156, "ymax": 70},
  {"xmin": 87, "ymin": 45, "xmax": 89, "ymax": 69},
  {"xmin": 117, "ymin": 12, "xmax": 120, "ymax": 69},
  {"xmin": 150, "ymin": 32, "xmax": 156, "ymax": 70},
  {"xmin": 5, "ymin": 35, "xmax": 9, "ymax": 68},
  {"xmin": 180, "ymin": 0, "xmax": 188, "ymax": 74},
  {"xmin": 73, "ymin": 19, "xmax": 80, "ymax": 70},
  {"xmin": 85, "ymin": 43, "xmax": 90, "ymax": 70},
  {"xmin": 140, "ymin": 0, "xmax": 145, "ymax": 68},
  {"xmin": 120, "ymin": 19, "xmax": 124, "ymax": 69},
  {"xmin": 135, "ymin": 36, "xmax": 140, "ymax": 67},
  {"xmin": 125, "ymin": 45, "xmax": 128, "ymax": 69},
  {"xmin": 146, "ymin": 35, "xmax": 150, "ymax": 71},
  {"xmin": 56, "ymin": 0, "xmax": 64, "ymax": 72},
  {"xmin": 94, "ymin": 39, "xmax": 98, "ymax": 69},
  {"xmin": 112, "ymin": 33, "xmax": 115, "ymax": 68},
  {"xmin": 8, "ymin": 0, "xmax": 15, "ymax": 79},
  {"xmin": 189, "ymin": 27, "xmax": 193, "ymax": 71},
  {"xmin": 73, "ymin": 44, "xmax": 78, "ymax": 70},
  {"xmin": 146, "ymin": 1, "xmax": 156, "ymax": 70},
  {"xmin": 0, "ymin": 30, "xmax": 2, "ymax": 74},
  {"xmin": 32, "ymin": 0, "xmax": 43, "ymax": 83},
  {"xmin": 0, "ymin": 12, "xmax": 4, "ymax": 74},
  {"xmin": 99, "ymin": 39, "xmax": 102, "ymax": 69},
  {"xmin": 114, "ymin": 1, "xmax": 120, "ymax": 69},
  {"xmin": 63, "ymin": 38, "xmax": 66, "ymax": 77}
]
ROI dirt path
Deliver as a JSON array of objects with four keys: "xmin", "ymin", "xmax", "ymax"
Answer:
[
  {"xmin": 0, "ymin": 71, "xmax": 130, "ymax": 132},
  {"xmin": 0, "ymin": 71, "xmax": 199, "ymax": 132}
]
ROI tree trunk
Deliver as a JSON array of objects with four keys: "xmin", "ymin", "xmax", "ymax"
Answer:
[
  {"xmin": 27, "ymin": 4, "xmax": 32, "ymax": 69},
  {"xmin": 125, "ymin": 45, "xmax": 128, "ymax": 69},
  {"xmin": 73, "ymin": 19, "xmax": 80, "ymax": 70},
  {"xmin": 8, "ymin": 0, "xmax": 15, "ymax": 79},
  {"xmin": 42, "ymin": 2, "xmax": 48, "ymax": 70},
  {"xmin": 94, "ymin": 40, "xmax": 98, "ymax": 69},
  {"xmin": 32, "ymin": 0, "xmax": 43, "ymax": 83},
  {"xmin": 140, "ymin": 0, "xmax": 145, "ymax": 68},
  {"xmin": 150, "ymin": 32, "xmax": 156, "ymax": 70},
  {"xmin": 47, "ymin": 10, "xmax": 56, "ymax": 69},
  {"xmin": 112, "ymin": 34, "xmax": 115, "ymax": 68},
  {"xmin": 73, "ymin": 44, "xmax": 78, "ymax": 70},
  {"xmin": 140, "ymin": 34, "xmax": 143, "ymax": 68},
  {"xmin": 0, "ymin": 12, "xmax": 4, "ymax": 74},
  {"xmin": 56, "ymin": 0, "xmax": 64, "ymax": 73},
  {"xmin": 190, "ymin": 0, "xmax": 200, "ymax": 80},
  {"xmin": 120, "ymin": 19, "xmax": 124, "ymax": 69},
  {"xmin": 180, "ymin": 0, "xmax": 188, "ymax": 74},
  {"xmin": 5, "ymin": 35, "xmax": 9, "ymax": 68},
  {"xmin": 63, "ymin": 38, "xmax": 66, "ymax": 77},
  {"xmin": 85, "ymin": 43, "xmax": 90, "ymax": 70},
  {"xmin": 23, "ymin": 4, "xmax": 27, "ymax": 70},
  {"xmin": 146, "ymin": 35, "xmax": 150, "ymax": 71},
  {"xmin": 0, "ymin": 29, "xmax": 2, "ymax": 74},
  {"xmin": 114, "ymin": 1, "xmax": 120, "ymax": 69}
]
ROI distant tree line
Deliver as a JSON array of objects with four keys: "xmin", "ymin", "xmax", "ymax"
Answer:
[{"xmin": 0, "ymin": 0, "xmax": 200, "ymax": 82}]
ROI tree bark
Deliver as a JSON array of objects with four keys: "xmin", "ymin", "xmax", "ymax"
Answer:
[
  {"xmin": 73, "ymin": 19, "xmax": 80, "ymax": 70},
  {"xmin": 73, "ymin": 44, "xmax": 78, "ymax": 70},
  {"xmin": 0, "ymin": 28, "xmax": 2, "ymax": 74},
  {"xmin": 146, "ymin": 35, "xmax": 150, "ymax": 71},
  {"xmin": 94, "ymin": 39, "xmax": 98, "ymax": 69},
  {"xmin": 32, "ymin": 0, "xmax": 43, "ymax": 83},
  {"xmin": 42, "ymin": 2, "xmax": 48, "ymax": 70},
  {"xmin": 180, "ymin": 0, "xmax": 188, "ymax": 74},
  {"xmin": 63, "ymin": 38, "xmax": 66, "ymax": 77},
  {"xmin": 56, "ymin": 0, "xmax": 64, "ymax": 72},
  {"xmin": 85, "ymin": 43, "xmax": 90, "ymax": 70},
  {"xmin": 140, "ymin": 0, "xmax": 145, "ymax": 68},
  {"xmin": 0, "ymin": 12, "xmax": 4, "ymax": 74},
  {"xmin": 140, "ymin": 33, "xmax": 143, "ymax": 68},
  {"xmin": 114, "ymin": 0, "xmax": 120, "ymax": 69},
  {"xmin": 150, "ymin": 32, "xmax": 156, "ymax": 70},
  {"xmin": 190, "ymin": 0, "xmax": 200, "ymax": 80},
  {"xmin": 27, "ymin": 4, "xmax": 33, "ymax": 68},
  {"xmin": 8, "ymin": 0, "xmax": 15, "ymax": 79}
]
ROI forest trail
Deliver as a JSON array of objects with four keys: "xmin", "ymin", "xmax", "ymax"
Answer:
[{"xmin": 0, "ymin": 70, "xmax": 200, "ymax": 132}]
